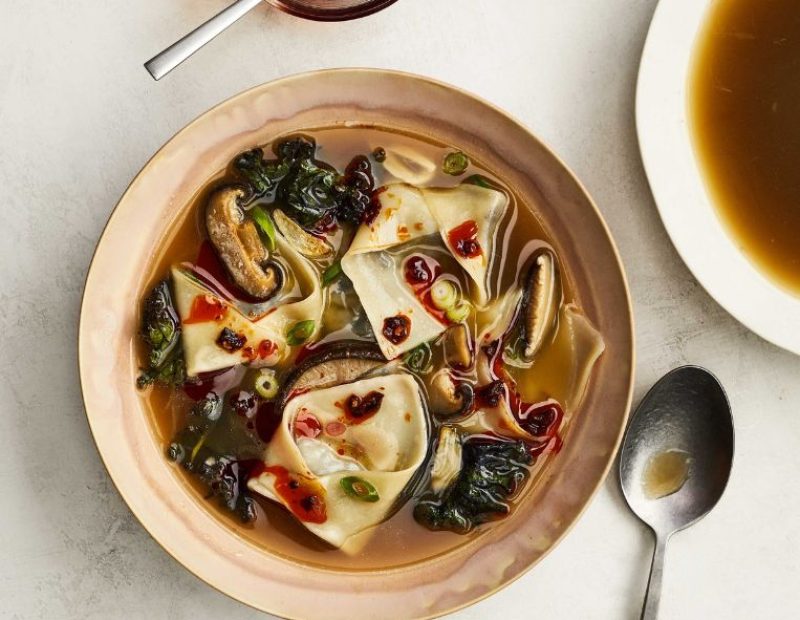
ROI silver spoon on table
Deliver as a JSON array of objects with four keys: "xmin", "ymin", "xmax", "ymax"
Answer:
[
  {"xmin": 619, "ymin": 365, "xmax": 734, "ymax": 619},
  {"xmin": 145, "ymin": 0, "xmax": 262, "ymax": 80}
]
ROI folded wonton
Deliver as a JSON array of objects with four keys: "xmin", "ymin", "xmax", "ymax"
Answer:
[
  {"xmin": 248, "ymin": 373, "xmax": 428, "ymax": 549},
  {"xmin": 172, "ymin": 232, "xmax": 324, "ymax": 376},
  {"xmin": 341, "ymin": 183, "xmax": 509, "ymax": 360}
]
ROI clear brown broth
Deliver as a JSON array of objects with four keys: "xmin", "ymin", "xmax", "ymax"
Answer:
[
  {"xmin": 140, "ymin": 126, "xmax": 579, "ymax": 570},
  {"xmin": 690, "ymin": 0, "xmax": 800, "ymax": 295}
]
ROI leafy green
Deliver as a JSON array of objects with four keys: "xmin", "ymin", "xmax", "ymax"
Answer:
[
  {"xmin": 234, "ymin": 137, "xmax": 374, "ymax": 229},
  {"xmin": 137, "ymin": 281, "xmax": 185, "ymax": 388},
  {"xmin": 167, "ymin": 394, "xmax": 256, "ymax": 522},
  {"xmin": 233, "ymin": 148, "xmax": 289, "ymax": 197},
  {"xmin": 414, "ymin": 437, "xmax": 533, "ymax": 534},
  {"xmin": 250, "ymin": 205, "xmax": 277, "ymax": 251}
]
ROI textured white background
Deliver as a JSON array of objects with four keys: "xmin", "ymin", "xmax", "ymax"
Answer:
[{"xmin": 1, "ymin": 0, "xmax": 798, "ymax": 618}]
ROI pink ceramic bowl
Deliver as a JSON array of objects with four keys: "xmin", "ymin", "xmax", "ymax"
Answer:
[{"xmin": 79, "ymin": 69, "xmax": 634, "ymax": 619}]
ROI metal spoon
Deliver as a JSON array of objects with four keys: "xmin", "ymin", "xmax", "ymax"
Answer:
[
  {"xmin": 619, "ymin": 365, "xmax": 734, "ymax": 620},
  {"xmin": 145, "ymin": 0, "xmax": 262, "ymax": 80}
]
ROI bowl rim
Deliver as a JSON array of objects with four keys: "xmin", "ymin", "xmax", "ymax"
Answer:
[
  {"xmin": 78, "ymin": 67, "xmax": 634, "ymax": 619},
  {"xmin": 636, "ymin": 0, "xmax": 800, "ymax": 355}
]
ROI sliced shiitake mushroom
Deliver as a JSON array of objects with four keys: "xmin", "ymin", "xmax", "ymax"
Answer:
[
  {"xmin": 277, "ymin": 342, "xmax": 385, "ymax": 410},
  {"xmin": 272, "ymin": 209, "xmax": 334, "ymax": 259},
  {"xmin": 206, "ymin": 186, "xmax": 282, "ymax": 300},
  {"xmin": 429, "ymin": 370, "xmax": 474, "ymax": 418},
  {"xmin": 443, "ymin": 323, "xmax": 473, "ymax": 370},
  {"xmin": 430, "ymin": 426, "xmax": 463, "ymax": 494},
  {"xmin": 521, "ymin": 248, "xmax": 561, "ymax": 361}
]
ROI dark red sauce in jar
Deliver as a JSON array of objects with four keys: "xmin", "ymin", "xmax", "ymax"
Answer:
[
  {"xmin": 447, "ymin": 220, "xmax": 482, "ymax": 258},
  {"xmin": 264, "ymin": 465, "xmax": 327, "ymax": 523}
]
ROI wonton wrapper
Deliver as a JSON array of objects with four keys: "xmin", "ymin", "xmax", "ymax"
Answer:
[
  {"xmin": 465, "ymin": 293, "xmax": 605, "ymax": 440},
  {"xmin": 422, "ymin": 185, "xmax": 508, "ymax": 306},
  {"xmin": 172, "ymin": 233, "xmax": 324, "ymax": 376},
  {"xmin": 342, "ymin": 183, "xmax": 508, "ymax": 360},
  {"xmin": 248, "ymin": 373, "xmax": 428, "ymax": 550}
]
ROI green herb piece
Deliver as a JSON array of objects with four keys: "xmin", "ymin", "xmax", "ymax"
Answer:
[
  {"xmin": 430, "ymin": 279, "xmax": 459, "ymax": 311},
  {"xmin": 463, "ymin": 174, "xmax": 493, "ymax": 189},
  {"xmin": 322, "ymin": 261, "xmax": 343, "ymax": 287},
  {"xmin": 414, "ymin": 437, "xmax": 533, "ymax": 534},
  {"xmin": 445, "ymin": 300, "xmax": 471, "ymax": 323},
  {"xmin": 286, "ymin": 320, "xmax": 315, "ymax": 346},
  {"xmin": 340, "ymin": 476, "xmax": 380, "ymax": 502},
  {"xmin": 137, "ymin": 281, "xmax": 185, "ymax": 388},
  {"xmin": 250, "ymin": 206, "xmax": 277, "ymax": 252},
  {"xmin": 254, "ymin": 369, "xmax": 279, "ymax": 400},
  {"xmin": 443, "ymin": 151, "xmax": 470, "ymax": 176},
  {"xmin": 403, "ymin": 343, "xmax": 433, "ymax": 374}
]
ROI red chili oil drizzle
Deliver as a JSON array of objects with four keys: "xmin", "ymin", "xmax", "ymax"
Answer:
[
  {"xmin": 447, "ymin": 220, "xmax": 482, "ymax": 258},
  {"xmin": 344, "ymin": 390, "xmax": 384, "ymax": 424},
  {"xmin": 403, "ymin": 255, "xmax": 452, "ymax": 325},
  {"xmin": 183, "ymin": 365, "xmax": 246, "ymax": 401},
  {"xmin": 255, "ymin": 401, "xmax": 282, "ymax": 443},
  {"xmin": 184, "ymin": 294, "xmax": 228, "ymax": 325},
  {"xmin": 382, "ymin": 314, "xmax": 411, "ymax": 344},
  {"xmin": 479, "ymin": 338, "xmax": 564, "ymax": 455},
  {"xmin": 242, "ymin": 339, "xmax": 277, "ymax": 362},
  {"xmin": 190, "ymin": 240, "xmax": 265, "ymax": 303},
  {"xmin": 263, "ymin": 465, "xmax": 327, "ymax": 523}
]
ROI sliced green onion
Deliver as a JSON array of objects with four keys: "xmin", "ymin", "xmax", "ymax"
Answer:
[
  {"xmin": 403, "ymin": 343, "xmax": 433, "ymax": 374},
  {"xmin": 431, "ymin": 280, "xmax": 459, "ymax": 311},
  {"xmin": 251, "ymin": 206, "xmax": 277, "ymax": 252},
  {"xmin": 322, "ymin": 260, "xmax": 343, "ymax": 287},
  {"xmin": 446, "ymin": 300, "xmax": 471, "ymax": 323},
  {"xmin": 254, "ymin": 369, "xmax": 279, "ymax": 399},
  {"xmin": 286, "ymin": 320, "xmax": 315, "ymax": 346},
  {"xmin": 443, "ymin": 151, "xmax": 470, "ymax": 176},
  {"xmin": 340, "ymin": 476, "xmax": 380, "ymax": 502},
  {"xmin": 464, "ymin": 174, "xmax": 493, "ymax": 189}
]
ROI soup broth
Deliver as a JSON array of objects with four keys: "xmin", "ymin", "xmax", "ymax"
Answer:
[
  {"xmin": 138, "ymin": 126, "xmax": 604, "ymax": 570},
  {"xmin": 690, "ymin": 0, "xmax": 800, "ymax": 295}
]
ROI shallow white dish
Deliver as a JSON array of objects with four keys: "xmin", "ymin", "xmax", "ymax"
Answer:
[{"xmin": 637, "ymin": 0, "xmax": 800, "ymax": 355}]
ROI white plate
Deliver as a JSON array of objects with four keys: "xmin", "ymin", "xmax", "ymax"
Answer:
[{"xmin": 637, "ymin": 0, "xmax": 800, "ymax": 355}]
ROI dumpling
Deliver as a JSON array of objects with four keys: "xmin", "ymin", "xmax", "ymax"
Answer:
[
  {"xmin": 342, "ymin": 185, "xmax": 447, "ymax": 360},
  {"xmin": 172, "ymin": 232, "xmax": 324, "ymax": 376},
  {"xmin": 248, "ymin": 373, "xmax": 428, "ymax": 549},
  {"xmin": 422, "ymin": 185, "xmax": 508, "ymax": 307},
  {"xmin": 342, "ymin": 183, "xmax": 509, "ymax": 360}
]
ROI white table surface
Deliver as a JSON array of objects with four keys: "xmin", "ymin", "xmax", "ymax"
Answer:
[{"xmin": 2, "ymin": 0, "xmax": 798, "ymax": 618}]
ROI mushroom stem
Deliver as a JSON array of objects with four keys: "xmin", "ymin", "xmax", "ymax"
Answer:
[{"xmin": 205, "ymin": 186, "xmax": 282, "ymax": 300}]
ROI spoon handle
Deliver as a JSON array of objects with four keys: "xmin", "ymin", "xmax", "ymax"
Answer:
[
  {"xmin": 641, "ymin": 533, "xmax": 668, "ymax": 620},
  {"xmin": 144, "ymin": 0, "xmax": 263, "ymax": 80}
]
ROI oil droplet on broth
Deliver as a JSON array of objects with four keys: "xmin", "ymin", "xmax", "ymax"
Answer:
[{"xmin": 642, "ymin": 450, "xmax": 691, "ymax": 500}]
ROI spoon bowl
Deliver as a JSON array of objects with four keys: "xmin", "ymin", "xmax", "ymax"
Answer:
[{"xmin": 620, "ymin": 365, "xmax": 734, "ymax": 618}]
